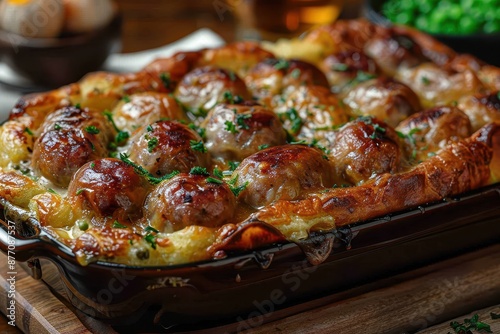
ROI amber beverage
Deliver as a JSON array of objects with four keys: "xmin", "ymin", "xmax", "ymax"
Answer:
[{"xmin": 227, "ymin": 0, "xmax": 344, "ymax": 40}]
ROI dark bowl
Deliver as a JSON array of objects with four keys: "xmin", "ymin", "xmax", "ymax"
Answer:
[
  {"xmin": 364, "ymin": 0, "xmax": 500, "ymax": 66},
  {"xmin": 0, "ymin": 14, "xmax": 122, "ymax": 88}
]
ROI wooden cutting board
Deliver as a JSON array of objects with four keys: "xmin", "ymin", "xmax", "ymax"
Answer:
[{"xmin": 1, "ymin": 244, "xmax": 500, "ymax": 333}]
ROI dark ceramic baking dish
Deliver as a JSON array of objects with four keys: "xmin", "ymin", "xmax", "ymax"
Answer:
[{"xmin": 1, "ymin": 183, "xmax": 499, "ymax": 332}]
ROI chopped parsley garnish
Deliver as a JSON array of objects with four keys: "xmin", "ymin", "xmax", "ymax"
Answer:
[
  {"xmin": 236, "ymin": 114, "xmax": 251, "ymax": 130},
  {"xmin": 190, "ymin": 166, "xmax": 210, "ymax": 176},
  {"xmin": 222, "ymin": 91, "xmax": 243, "ymax": 104},
  {"xmin": 290, "ymin": 68, "xmax": 301, "ymax": 79},
  {"xmin": 258, "ymin": 144, "xmax": 269, "ymax": 150},
  {"xmin": 274, "ymin": 59, "xmax": 290, "ymax": 70},
  {"xmin": 224, "ymin": 120, "xmax": 238, "ymax": 134},
  {"xmin": 160, "ymin": 72, "xmax": 171, "ymax": 89},
  {"xmin": 122, "ymin": 95, "xmax": 131, "ymax": 103},
  {"xmin": 280, "ymin": 107, "xmax": 303, "ymax": 135},
  {"xmin": 85, "ymin": 126, "xmax": 100, "ymax": 134},
  {"xmin": 144, "ymin": 226, "xmax": 160, "ymax": 250},
  {"xmin": 75, "ymin": 103, "xmax": 81, "ymax": 109},
  {"xmin": 369, "ymin": 123, "xmax": 387, "ymax": 139},
  {"xmin": 349, "ymin": 71, "xmax": 377, "ymax": 86},
  {"xmin": 120, "ymin": 153, "xmax": 179, "ymax": 184},
  {"xmin": 47, "ymin": 188, "xmax": 57, "ymax": 194},
  {"xmin": 24, "ymin": 127, "xmax": 33, "ymax": 136},
  {"xmin": 144, "ymin": 226, "xmax": 159, "ymax": 233},
  {"xmin": 228, "ymin": 161, "xmax": 240, "ymax": 171},
  {"xmin": 75, "ymin": 189, "xmax": 86, "ymax": 195},
  {"xmin": 190, "ymin": 140, "xmax": 207, "ymax": 153},
  {"xmin": 448, "ymin": 314, "xmax": 492, "ymax": 334},
  {"xmin": 146, "ymin": 135, "xmax": 159, "ymax": 152},
  {"xmin": 112, "ymin": 221, "xmax": 128, "ymax": 229},
  {"xmin": 90, "ymin": 162, "xmax": 96, "ymax": 169},
  {"xmin": 54, "ymin": 123, "xmax": 62, "ymax": 130},
  {"xmin": 421, "ymin": 76, "xmax": 431, "ymax": 86},
  {"xmin": 396, "ymin": 128, "xmax": 422, "ymax": 160},
  {"xmin": 332, "ymin": 63, "xmax": 349, "ymax": 72},
  {"xmin": 206, "ymin": 177, "xmax": 223, "ymax": 184},
  {"xmin": 103, "ymin": 110, "xmax": 130, "ymax": 146},
  {"xmin": 146, "ymin": 125, "xmax": 153, "ymax": 132},
  {"xmin": 229, "ymin": 180, "xmax": 249, "ymax": 197},
  {"xmin": 213, "ymin": 167, "xmax": 224, "ymax": 179}
]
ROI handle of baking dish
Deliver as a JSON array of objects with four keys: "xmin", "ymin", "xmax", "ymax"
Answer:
[{"xmin": 0, "ymin": 217, "xmax": 44, "ymax": 262}]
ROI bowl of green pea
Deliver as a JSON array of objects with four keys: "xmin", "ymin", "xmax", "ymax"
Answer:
[{"xmin": 364, "ymin": 0, "xmax": 500, "ymax": 66}]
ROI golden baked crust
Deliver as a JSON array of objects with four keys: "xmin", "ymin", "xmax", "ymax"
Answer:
[{"xmin": 1, "ymin": 19, "xmax": 499, "ymax": 266}]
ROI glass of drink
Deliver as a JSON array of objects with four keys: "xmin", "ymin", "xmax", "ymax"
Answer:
[{"xmin": 226, "ymin": 0, "xmax": 344, "ymax": 41}]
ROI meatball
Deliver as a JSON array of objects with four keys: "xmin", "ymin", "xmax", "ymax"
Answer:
[
  {"xmin": 143, "ymin": 51, "xmax": 203, "ymax": 91},
  {"xmin": 343, "ymin": 77, "xmax": 422, "ymax": 128},
  {"xmin": 364, "ymin": 32, "xmax": 427, "ymax": 76},
  {"xmin": 112, "ymin": 92, "xmax": 187, "ymax": 133},
  {"xmin": 274, "ymin": 85, "xmax": 348, "ymax": 146},
  {"xmin": 68, "ymin": 158, "xmax": 150, "ymax": 221},
  {"xmin": 144, "ymin": 173, "xmax": 236, "ymax": 233},
  {"xmin": 396, "ymin": 63, "xmax": 486, "ymax": 107},
  {"xmin": 234, "ymin": 144, "xmax": 334, "ymax": 208},
  {"xmin": 202, "ymin": 103, "xmax": 287, "ymax": 161},
  {"xmin": 245, "ymin": 58, "xmax": 329, "ymax": 106},
  {"xmin": 32, "ymin": 106, "xmax": 114, "ymax": 187},
  {"xmin": 457, "ymin": 92, "xmax": 500, "ymax": 132},
  {"xmin": 319, "ymin": 50, "xmax": 379, "ymax": 94},
  {"xmin": 127, "ymin": 120, "xmax": 211, "ymax": 177},
  {"xmin": 330, "ymin": 117, "xmax": 405, "ymax": 185},
  {"xmin": 174, "ymin": 66, "xmax": 251, "ymax": 120},
  {"xmin": 396, "ymin": 106, "xmax": 473, "ymax": 162}
]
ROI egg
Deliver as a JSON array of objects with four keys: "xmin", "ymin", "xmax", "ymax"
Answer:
[
  {"xmin": 0, "ymin": 0, "xmax": 65, "ymax": 38},
  {"xmin": 62, "ymin": 0, "xmax": 115, "ymax": 34}
]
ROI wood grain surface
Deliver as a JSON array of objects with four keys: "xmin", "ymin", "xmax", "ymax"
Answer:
[{"xmin": 1, "ymin": 245, "xmax": 500, "ymax": 333}]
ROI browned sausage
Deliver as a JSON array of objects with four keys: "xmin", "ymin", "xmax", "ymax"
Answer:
[
  {"xmin": 202, "ymin": 103, "xmax": 287, "ymax": 161},
  {"xmin": 144, "ymin": 173, "xmax": 236, "ymax": 233},
  {"xmin": 127, "ymin": 120, "xmax": 211, "ymax": 176}
]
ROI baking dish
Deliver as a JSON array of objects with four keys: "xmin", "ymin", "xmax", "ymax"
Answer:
[{"xmin": 1, "ymin": 183, "xmax": 499, "ymax": 332}]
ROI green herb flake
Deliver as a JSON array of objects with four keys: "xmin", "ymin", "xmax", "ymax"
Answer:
[
  {"xmin": 421, "ymin": 76, "xmax": 431, "ymax": 86},
  {"xmin": 145, "ymin": 234, "xmax": 157, "ymax": 250},
  {"xmin": 190, "ymin": 166, "xmax": 209, "ymax": 176},
  {"xmin": 146, "ymin": 125, "xmax": 154, "ymax": 132},
  {"xmin": 228, "ymin": 70, "xmax": 236, "ymax": 82},
  {"xmin": 47, "ymin": 188, "xmax": 57, "ymax": 194},
  {"xmin": 146, "ymin": 136, "xmax": 159, "ymax": 152},
  {"xmin": 224, "ymin": 120, "xmax": 238, "ymax": 134},
  {"xmin": 112, "ymin": 221, "xmax": 128, "ymax": 229},
  {"xmin": 90, "ymin": 162, "xmax": 96, "ymax": 169},
  {"xmin": 85, "ymin": 126, "xmax": 100, "ymax": 135},
  {"xmin": 229, "ymin": 181, "xmax": 249, "ymax": 197},
  {"xmin": 332, "ymin": 63, "xmax": 349, "ymax": 72},
  {"xmin": 290, "ymin": 68, "xmax": 301, "ymax": 79},
  {"xmin": 144, "ymin": 226, "xmax": 159, "ymax": 234},
  {"xmin": 236, "ymin": 114, "xmax": 251, "ymax": 130},
  {"xmin": 120, "ymin": 153, "xmax": 179, "ymax": 184},
  {"xmin": 160, "ymin": 72, "xmax": 171, "ymax": 89},
  {"xmin": 122, "ymin": 95, "xmax": 131, "ymax": 103},
  {"xmin": 24, "ymin": 127, "xmax": 33, "ymax": 136},
  {"xmin": 228, "ymin": 161, "xmax": 239, "ymax": 171},
  {"xmin": 449, "ymin": 314, "xmax": 492, "ymax": 334},
  {"xmin": 258, "ymin": 144, "xmax": 269, "ymax": 150},
  {"xmin": 54, "ymin": 123, "xmax": 62, "ymax": 130},
  {"xmin": 206, "ymin": 177, "xmax": 223, "ymax": 184},
  {"xmin": 280, "ymin": 107, "xmax": 303, "ymax": 135},
  {"xmin": 274, "ymin": 59, "xmax": 290, "ymax": 71},
  {"xmin": 75, "ymin": 103, "xmax": 81, "ymax": 109},
  {"xmin": 188, "ymin": 123, "xmax": 206, "ymax": 139},
  {"xmin": 213, "ymin": 167, "xmax": 224, "ymax": 179},
  {"xmin": 190, "ymin": 140, "xmax": 207, "ymax": 153},
  {"xmin": 75, "ymin": 188, "xmax": 86, "ymax": 196}
]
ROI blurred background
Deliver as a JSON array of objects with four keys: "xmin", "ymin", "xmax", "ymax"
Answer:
[{"xmin": 114, "ymin": 0, "xmax": 363, "ymax": 52}]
